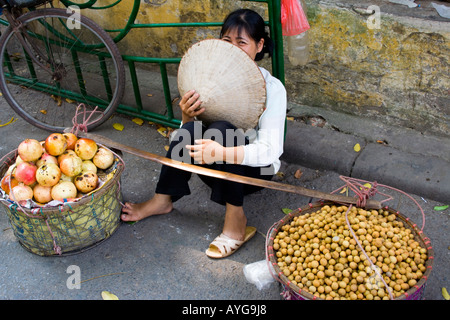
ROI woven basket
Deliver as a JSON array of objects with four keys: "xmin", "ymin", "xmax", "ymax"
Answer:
[
  {"xmin": 266, "ymin": 201, "xmax": 434, "ymax": 300},
  {"xmin": 0, "ymin": 146, "xmax": 124, "ymax": 256}
]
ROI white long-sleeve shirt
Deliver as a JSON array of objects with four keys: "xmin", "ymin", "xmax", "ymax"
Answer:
[
  {"xmin": 178, "ymin": 67, "xmax": 287, "ymax": 174},
  {"xmin": 241, "ymin": 67, "xmax": 287, "ymax": 174}
]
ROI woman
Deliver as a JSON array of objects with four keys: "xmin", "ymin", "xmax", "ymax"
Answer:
[{"xmin": 121, "ymin": 9, "xmax": 287, "ymax": 259}]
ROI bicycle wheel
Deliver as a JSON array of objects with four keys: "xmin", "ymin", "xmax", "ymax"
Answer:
[{"xmin": 0, "ymin": 8, "xmax": 125, "ymax": 133}]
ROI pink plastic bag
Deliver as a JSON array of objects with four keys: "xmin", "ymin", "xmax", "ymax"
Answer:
[{"xmin": 281, "ymin": 0, "xmax": 310, "ymax": 36}]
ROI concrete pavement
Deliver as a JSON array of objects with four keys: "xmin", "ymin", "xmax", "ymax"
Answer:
[
  {"xmin": 282, "ymin": 106, "xmax": 450, "ymax": 204},
  {"xmin": 0, "ymin": 96, "xmax": 449, "ymax": 302}
]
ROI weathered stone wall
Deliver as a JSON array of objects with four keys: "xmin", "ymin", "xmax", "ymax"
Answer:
[
  {"xmin": 72, "ymin": 0, "xmax": 449, "ymax": 137},
  {"xmin": 288, "ymin": 0, "xmax": 449, "ymax": 137}
]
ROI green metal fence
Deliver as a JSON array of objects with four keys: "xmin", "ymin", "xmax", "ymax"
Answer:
[{"xmin": 1, "ymin": 0, "xmax": 284, "ymax": 129}]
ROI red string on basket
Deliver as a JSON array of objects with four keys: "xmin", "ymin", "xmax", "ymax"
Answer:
[
  {"xmin": 70, "ymin": 103, "xmax": 102, "ymax": 136},
  {"xmin": 69, "ymin": 104, "xmax": 126, "ymax": 209},
  {"xmin": 335, "ymin": 176, "xmax": 426, "ymax": 232}
]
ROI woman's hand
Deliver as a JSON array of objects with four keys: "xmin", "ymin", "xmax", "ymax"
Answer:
[
  {"xmin": 186, "ymin": 140, "xmax": 245, "ymax": 165},
  {"xmin": 179, "ymin": 90, "xmax": 205, "ymax": 124},
  {"xmin": 186, "ymin": 139, "xmax": 224, "ymax": 164}
]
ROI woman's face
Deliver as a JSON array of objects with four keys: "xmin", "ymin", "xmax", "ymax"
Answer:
[{"xmin": 221, "ymin": 28, "xmax": 264, "ymax": 61}]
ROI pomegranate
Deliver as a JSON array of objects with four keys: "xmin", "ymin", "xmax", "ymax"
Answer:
[
  {"xmin": 36, "ymin": 163, "xmax": 61, "ymax": 187},
  {"xmin": 17, "ymin": 138, "xmax": 43, "ymax": 162},
  {"xmin": 57, "ymin": 150, "xmax": 77, "ymax": 164},
  {"xmin": 92, "ymin": 147, "xmax": 114, "ymax": 170},
  {"xmin": 36, "ymin": 153, "xmax": 58, "ymax": 168},
  {"xmin": 44, "ymin": 133, "xmax": 67, "ymax": 156},
  {"xmin": 74, "ymin": 172, "xmax": 98, "ymax": 193},
  {"xmin": 11, "ymin": 184, "xmax": 33, "ymax": 202},
  {"xmin": 51, "ymin": 181, "xmax": 77, "ymax": 201},
  {"xmin": 59, "ymin": 173, "xmax": 74, "ymax": 183},
  {"xmin": 62, "ymin": 133, "xmax": 78, "ymax": 150},
  {"xmin": 81, "ymin": 160, "xmax": 97, "ymax": 174},
  {"xmin": 5, "ymin": 164, "xmax": 16, "ymax": 177},
  {"xmin": 74, "ymin": 138, "xmax": 97, "ymax": 160},
  {"xmin": 15, "ymin": 155, "xmax": 25, "ymax": 165},
  {"xmin": 1, "ymin": 175, "xmax": 19, "ymax": 194},
  {"xmin": 14, "ymin": 162, "xmax": 37, "ymax": 185},
  {"xmin": 33, "ymin": 184, "xmax": 52, "ymax": 204},
  {"xmin": 59, "ymin": 154, "xmax": 82, "ymax": 177}
]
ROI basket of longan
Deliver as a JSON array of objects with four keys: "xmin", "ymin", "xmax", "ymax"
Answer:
[
  {"xmin": 0, "ymin": 133, "xmax": 125, "ymax": 256},
  {"xmin": 266, "ymin": 201, "xmax": 434, "ymax": 300}
]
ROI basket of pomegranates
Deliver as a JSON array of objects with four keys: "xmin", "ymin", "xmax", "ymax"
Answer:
[{"xmin": 0, "ymin": 132, "xmax": 125, "ymax": 256}]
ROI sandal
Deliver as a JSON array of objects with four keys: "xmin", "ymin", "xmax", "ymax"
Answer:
[{"xmin": 205, "ymin": 226, "xmax": 257, "ymax": 259}]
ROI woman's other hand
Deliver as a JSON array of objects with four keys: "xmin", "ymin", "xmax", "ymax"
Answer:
[
  {"xmin": 179, "ymin": 90, "xmax": 204, "ymax": 123},
  {"xmin": 186, "ymin": 139, "xmax": 244, "ymax": 165},
  {"xmin": 186, "ymin": 139, "xmax": 224, "ymax": 164}
]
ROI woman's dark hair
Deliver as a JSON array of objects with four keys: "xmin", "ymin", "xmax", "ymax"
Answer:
[{"xmin": 220, "ymin": 9, "xmax": 274, "ymax": 61}]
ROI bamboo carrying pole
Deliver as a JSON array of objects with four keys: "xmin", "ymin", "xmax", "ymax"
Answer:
[{"xmin": 73, "ymin": 131, "xmax": 382, "ymax": 209}]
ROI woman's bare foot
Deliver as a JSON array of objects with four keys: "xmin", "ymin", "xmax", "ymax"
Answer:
[
  {"xmin": 121, "ymin": 193, "xmax": 173, "ymax": 222},
  {"xmin": 221, "ymin": 203, "xmax": 247, "ymax": 241}
]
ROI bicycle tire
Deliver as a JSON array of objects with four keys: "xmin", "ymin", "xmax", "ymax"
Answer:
[{"xmin": 0, "ymin": 8, "xmax": 125, "ymax": 133}]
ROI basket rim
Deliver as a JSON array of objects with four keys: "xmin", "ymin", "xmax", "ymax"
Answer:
[
  {"xmin": 266, "ymin": 201, "xmax": 434, "ymax": 301},
  {"xmin": 0, "ymin": 145, "xmax": 124, "ymax": 217}
]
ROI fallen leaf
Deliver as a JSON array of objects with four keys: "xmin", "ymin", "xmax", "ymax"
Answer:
[
  {"xmin": 282, "ymin": 208, "xmax": 293, "ymax": 215},
  {"xmin": 157, "ymin": 126, "xmax": 168, "ymax": 137},
  {"xmin": 353, "ymin": 143, "xmax": 361, "ymax": 152},
  {"xmin": 294, "ymin": 169, "xmax": 303, "ymax": 179},
  {"xmin": 40, "ymin": 109, "xmax": 47, "ymax": 114},
  {"xmin": 339, "ymin": 187, "xmax": 348, "ymax": 194},
  {"xmin": 442, "ymin": 287, "xmax": 450, "ymax": 300},
  {"xmin": 65, "ymin": 98, "xmax": 75, "ymax": 104},
  {"xmin": 132, "ymin": 118, "xmax": 144, "ymax": 126},
  {"xmin": 276, "ymin": 171, "xmax": 285, "ymax": 178},
  {"xmin": 286, "ymin": 116, "xmax": 294, "ymax": 121},
  {"xmin": 434, "ymin": 205, "xmax": 449, "ymax": 211},
  {"xmin": 51, "ymin": 94, "xmax": 62, "ymax": 106},
  {"xmin": 164, "ymin": 145, "xmax": 170, "ymax": 151},
  {"xmin": 361, "ymin": 183, "xmax": 372, "ymax": 189},
  {"xmin": 113, "ymin": 123, "xmax": 124, "ymax": 131},
  {"xmin": 147, "ymin": 93, "xmax": 153, "ymax": 97},
  {"xmin": 0, "ymin": 117, "xmax": 17, "ymax": 127},
  {"xmin": 101, "ymin": 291, "xmax": 119, "ymax": 300}
]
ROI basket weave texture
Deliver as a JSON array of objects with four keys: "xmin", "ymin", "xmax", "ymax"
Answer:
[
  {"xmin": 266, "ymin": 201, "xmax": 434, "ymax": 300},
  {"xmin": 0, "ymin": 147, "xmax": 124, "ymax": 256}
]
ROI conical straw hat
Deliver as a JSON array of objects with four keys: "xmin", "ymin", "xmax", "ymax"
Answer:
[{"xmin": 177, "ymin": 39, "xmax": 266, "ymax": 130}]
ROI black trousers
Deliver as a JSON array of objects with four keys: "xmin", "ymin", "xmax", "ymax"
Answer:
[{"xmin": 155, "ymin": 120, "xmax": 274, "ymax": 206}]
